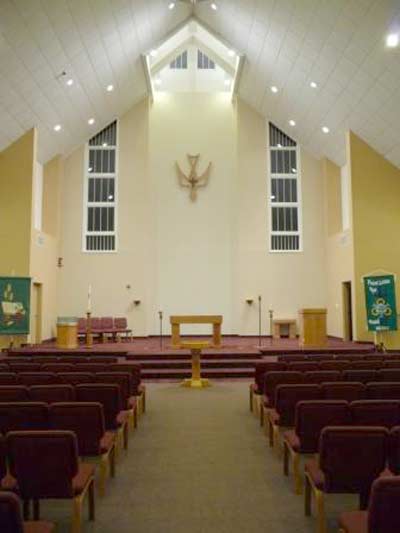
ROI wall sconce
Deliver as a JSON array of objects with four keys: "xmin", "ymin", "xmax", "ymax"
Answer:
[
  {"xmin": 133, "ymin": 300, "xmax": 141, "ymax": 306},
  {"xmin": 246, "ymin": 298, "xmax": 254, "ymax": 305},
  {"xmin": 57, "ymin": 257, "xmax": 63, "ymax": 268}
]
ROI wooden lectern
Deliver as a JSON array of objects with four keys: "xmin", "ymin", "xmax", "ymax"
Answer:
[{"xmin": 298, "ymin": 308, "xmax": 327, "ymax": 348}]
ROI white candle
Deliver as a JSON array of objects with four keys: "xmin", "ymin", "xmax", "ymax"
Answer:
[{"xmin": 87, "ymin": 284, "xmax": 92, "ymax": 313}]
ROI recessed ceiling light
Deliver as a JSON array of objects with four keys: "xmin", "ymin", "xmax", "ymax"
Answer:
[
  {"xmin": 102, "ymin": 142, "xmax": 108, "ymax": 147},
  {"xmin": 386, "ymin": 33, "xmax": 399, "ymax": 48},
  {"xmin": 270, "ymin": 195, "xmax": 276, "ymax": 200},
  {"xmin": 150, "ymin": 49, "xmax": 158, "ymax": 57},
  {"xmin": 277, "ymin": 143, "xmax": 282, "ymax": 148},
  {"xmin": 88, "ymin": 118, "xmax": 95, "ymax": 125},
  {"xmin": 53, "ymin": 124, "xmax": 61, "ymax": 132},
  {"xmin": 289, "ymin": 120, "xmax": 296, "ymax": 126},
  {"xmin": 106, "ymin": 84, "xmax": 114, "ymax": 92},
  {"xmin": 88, "ymin": 167, "xmax": 93, "ymax": 172},
  {"xmin": 292, "ymin": 168, "xmax": 297, "ymax": 173},
  {"xmin": 211, "ymin": 2, "xmax": 218, "ymax": 10},
  {"xmin": 228, "ymin": 49, "xmax": 236, "ymax": 57},
  {"xmin": 224, "ymin": 79, "xmax": 231, "ymax": 86},
  {"xmin": 155, "ymin": 78, "xmax": 162, "ymax": 86},
  {"xmin": 168, "ymin": 2, "xmax": 175, "ymax": 9},
  {"xmin": 108, "ymin": 194, "xmax": 114, "ymax": 200},
  {"xmin": 271, "ymin": 86, "xmax": 278, "ymax": 93},
  {"xmin": 322, "ymin": 126, "xmax": 330, "ymax": 134},
  {"xmin": 66, "ymin": 78, "xmax": 74, "ymax": 86},
  {"xmin": 310, "ymin": 81, "xmax": 318, "ymax": 89}
]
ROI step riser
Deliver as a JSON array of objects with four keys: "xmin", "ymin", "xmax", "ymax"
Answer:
[
  {"xmin": 139, "ymin": 361, "xmax": 259, "ymax": 369},
  {"xmin": 142, "ymin": 371, "xmax": 254, "ymax": 379}
]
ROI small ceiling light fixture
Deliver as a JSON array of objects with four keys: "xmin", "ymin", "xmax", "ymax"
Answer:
[
  {"xmin": 66, "ymin": 78, "xmax": 74, "ymax": 86},
  {"xmin": 310, "ymin": 81, "xmax": 318, "ymax": 89},
  {"xmin": 155, "ymin": 78, "xmax": 162, "ymax": 86},
  {"xmin": 53, "ymin": 124, "xmax": 61, "ymax": 132},
  {"xmin": 292, "ymin": 167, "xmax": 297, "ymax": 173},
  {"xmin": 271, "ymin": 85, "xmax": 278, "ymax": 93},
  {"xmin": 88, "ymin": 118, "xmax": 95, "ymax": 125},
  {"xmin": 277, "ymin": 143, "xmax": 282, "ymax": 148},
  {"xmin": 386, "ymin": 33, "xmax": 399, "ymax": 48},
  {"xmin": 224, "ymin": 79, "xmax": 231, "ymax": 86},
  {"xmin": 211, "ymin": 2, "xmax": 218, "ymax": 10},
  {"xmin": 150, "ymin": 49, "xmax": 158, "ymax": 57},
  {"xmin": 168, "ymin": 1, "xmax": 176, "ymax": 8},
  {"xmin": 88, "ymin": 167, "xmax": 93, "ymax": 172},
  {"xmin": 228, "ymin": 49, "xmax": 236, "ymax": 57},
  {"xmin": 322, "ymin": 126, "xmax": 330, "ymax": 134},
  {"xmin": 102, "ymin": 142, "xmax": 108, "ymax": 147},
  {"xmin": 106, "ymin": 84, "xmax": 114, "ymax": 92},
  {"xmin": 289, "ymin": 119, "xmax": 296, "ymax": 126}
]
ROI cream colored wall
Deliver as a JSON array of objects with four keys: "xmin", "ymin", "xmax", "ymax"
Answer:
[
  {"xmin": 58, "ymin": 99, "xmax": 153, "ymax": 334},
  {"xmin": 0, "ymin": 129, "xmax": 36, "ymax": 348},
  {"xmin": 322, "ymin": 158, "xmax": 354, "ymax": 338},
  {"xmin": 349, "ymin": 131, "xmax": 400, "ymax": 348},
  {"xmin": 234, "ymin": 100, "xmax": 327, "ymax": 335}
]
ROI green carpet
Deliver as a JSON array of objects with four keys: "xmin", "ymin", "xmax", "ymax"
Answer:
[{"xmin": 40, "ymin": 382, "xmax": 359, "ymax": 532}]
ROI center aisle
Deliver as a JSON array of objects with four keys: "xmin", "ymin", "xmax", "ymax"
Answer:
[{"xmin": 86, "ymin": 382, "xmax": 318, "ymax": 533}]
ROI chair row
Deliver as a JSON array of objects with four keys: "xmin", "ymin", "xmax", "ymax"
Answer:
[
  {"xmin": 0, "ymin": 491, "xmax": 55, "ymax": 533},
  {"xmin": 276, "ymin": 353, "xmax": 400, "ymax": 362},
  {"xmin": 77, "ymin": 316, "xmax": 132, "ymax": 341},
  {"xmin": 0, "ymin": 430, "xmax": 96, "ymax": 532},
  {"xmin": 0, "ymin": 361, "xmax": 139, "ymax": 375}
]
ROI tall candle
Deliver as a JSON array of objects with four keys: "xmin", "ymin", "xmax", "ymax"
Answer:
[{"xmin": 87, "ymin": 284, "xmax": 92, "ymax": 313}]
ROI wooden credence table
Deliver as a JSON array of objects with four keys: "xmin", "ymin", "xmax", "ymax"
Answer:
[
  {"xmin": 181, "ymin": 341, "xmax": 210, "ymax": 389},
  {"xmin": 170, "ymin": 315, "xmax": 223, "ymax": 348}
]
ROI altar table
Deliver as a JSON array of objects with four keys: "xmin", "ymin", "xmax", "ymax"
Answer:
[{"xmin": 170, "ymin": 315, "xmax": 223, "ymax": 348}]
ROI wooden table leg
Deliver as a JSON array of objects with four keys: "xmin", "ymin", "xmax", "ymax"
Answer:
[
  {"xmin": 171, "ymin": 323, "xmax": 180, "ymax": 348},
  {"xmin": 213, "ymin": 323, "xmax": 221, "ymax": 347}
]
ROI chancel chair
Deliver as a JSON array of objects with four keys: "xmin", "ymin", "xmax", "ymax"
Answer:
[
  {"xmin": 350, "ymin": 400, "xmax": 400, "ymax": 429},
  {"xmin": 75, "ymin": 384, "xmax": 129, "ymax": 451},
  {"xmin": 29, "ymin": 384, "xmax": 75, "ymax": 404},
  {"xmin": 99, "ymin": 317, "xmax": 114, "ymax": 342},
  {"xmin": 267, "ymin": 384, "xmax": 321, "ymax": 449},
  {"xmin": 49, "ymin": 402, "xmax": 116, "ymax": 496},
  {"xmin": 6, "ymin": 430, "xmax": 95, "ymax": 533},
  {"xmin": 283, "ymin": 400, "xmax": 351, "ymax": 494},
  {"xmin": 0, "ymin": 386, "xmax": 30, "ymax": 402},
  {"xmin": 114, "ymin": 317, "xmax": 132, "ymax": 342},
  {"xmin": 249, "ymin": 361, "xmax": 287, "ymax": 413},
  {"xmin": 0, "ymin": 492, "xmax": 55, "ymax": 533},
  {"xmin": 0, "ymin": 403, "xmax": 49, "ymax": 434},
  {"xmin": 338, "ymin": 476, "xmax": 400, "ymax": 533},
  {"xmin": 304, "ymin": 426, "xmax": 388, "ymax": 533}
]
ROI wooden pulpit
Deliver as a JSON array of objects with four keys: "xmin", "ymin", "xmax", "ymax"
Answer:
[{"xmin": 298, "ymin": 308, "xmax": 327, "ymax": 348}]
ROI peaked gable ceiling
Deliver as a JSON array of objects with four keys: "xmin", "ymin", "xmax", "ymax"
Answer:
[{"xmin": 1, "ymin": 0, "xmax": 400, "ymax": 169}]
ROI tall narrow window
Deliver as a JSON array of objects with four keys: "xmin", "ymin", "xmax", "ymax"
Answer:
[
  {"xmin": 84, "ymin": 121, "xmax": 117, "ymax": 252},
  {"xmin": 268, "ymin": 123, "xmax": 302, "ymax": 252}
]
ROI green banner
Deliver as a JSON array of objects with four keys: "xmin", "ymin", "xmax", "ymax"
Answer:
[
  {"xmin": 364, "ymin": 274, "xmax": 397, "ymax": 332},
  {"xmin": 0, "ymin": 277, "xmax": 31, "ymax": 335}
]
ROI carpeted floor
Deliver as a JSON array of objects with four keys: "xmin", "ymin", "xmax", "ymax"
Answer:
[{"xmin": 40, "ymin": 382, "xmax": 359, "ymax": 532}]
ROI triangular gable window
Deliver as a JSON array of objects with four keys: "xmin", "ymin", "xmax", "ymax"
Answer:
[
  {"xmin": 170, "ymin": 51, "xmax": 188, "ymax": 69},
  {"xmin": 197, "ymin": 50, "xmax": 215, "ymax": 69}
]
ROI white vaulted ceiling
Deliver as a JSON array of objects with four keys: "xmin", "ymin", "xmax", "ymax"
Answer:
[{"xmin": 1, "ymin": 0, "xmax": 400, "ymax": 168}]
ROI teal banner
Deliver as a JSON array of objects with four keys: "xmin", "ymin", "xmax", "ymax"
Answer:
[
  {"xmin": 364, "ymin": 274, "xmax": 397, "ymax": 332},
  {"xmin": 0, "ymin": 277, "xmax": 31, "ymax": 335}
]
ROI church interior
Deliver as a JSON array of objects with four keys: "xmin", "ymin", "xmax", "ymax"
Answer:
[{"xmin": 1, "ymin": 0, "xmax": 400, "ymax": 531}]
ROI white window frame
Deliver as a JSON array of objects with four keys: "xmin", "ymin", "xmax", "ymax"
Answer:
[
  {"xmin": 267, "ymin": 126, "xmax": 303, "ymax": 253},
  {"xmin": 82, "ymin": 120, "xmax": 119, "ymax": 253}
]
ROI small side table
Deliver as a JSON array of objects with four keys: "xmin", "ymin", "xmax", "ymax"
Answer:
[{"xmin": 180, "ymin": 341, "xmax": 210, "ymax": 389}]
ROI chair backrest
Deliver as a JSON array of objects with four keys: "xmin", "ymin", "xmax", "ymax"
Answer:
[
  {"xmin": 319, "ymin": 426, "xmax": 388, "ymax": 495},
  {"xmin": 306, "ymin": 354, "xmax": 335, "ymax": 361},
  {"xmin": 8, "ymin": 363, "xmax": 41, "ymax": 373},
  {"xmin": 277, "ymin": 355, "xmax": 306, "ymax": 363},
  {"xmin": 343, "ymin": 370, "xmax": 378, "ymax": 383},
  {"xmin": 0, "ymin": 492, "xmax": 24, "ymax": 533},
  {"xmin": 350, "ymin": 400, "xmax": 400, "ymax": 429},
  {"xmin": 90, "ymin": 317, "xmax": 101, "ymax": 330},
  {"xmin": 75, "ymin": 384, "xmax": 122, "ymax": 430},
  {"xmin": 319, "ymin": 361, "xmax": 351, "ymax": 372},
  {"xmin": 287, "ymin": 362, "xmax": 320, "ymax": 372},
  {"xmin": 264, "ymin": 371, "xmax": 303, "ymax": 406},
  {"xmin": 7, "ymin": 430, "xmax": 79, "ymax": 499},
  {"xmin": 59, "ymin": 356, "xmax": 88, "ymax": 364},
  {"xmin": 335, "ymin": 355, "xmax": 361, "ymax": 361},
  {"xmin": 100, "ymin": 316, "xmax": 114, "ymax": 329},
  {"xmin": 95, "ymin": 372, "xmax": 133, "ymax": 404},
  {"xmin": 387, "ymin": 426, "xmax": 400, "ymax": 475},
  {"xmin": 322, "ymin": 382, "xmax": 366, "ymax": 402},
  {"xmin": 378, "ymin": 369, "xmax": 400, "ymax": 382},
  {"xmin": 58, "ymin": 372, "xmax": 94, "ymax": 385},
  {"xmin": 384, "ymin": 360, "xmax": 400, "ymax": 369},
  {"xmin": 77, "ymin": 318, "xmax": 87, "ymax": 332},
  {"xmin": 351, "ymin": 361, "xmax": 383, "ymax": 370},
  {"xmin": 295, "ymin": 400, "xmax": 351, "ymax": 454},
  {"xmin": 0, "ymin": 386, "xmax": 30, "ymax": 402},
  {"xmin": 0, "ymin": 364, "xmax": 10, "ymax": 372},
  {"xmin": 49, "ymin": 402, "xmax": 105, "ymax": 456},
  {"xmin": 18, "ymin": 372, "xmax": 58, "ymax": 386},
  {"xmin": 0, "ymin": 403, "xmax": 49, "ymax": 434},
  {"xmin": 30, "ymin": 357, "xmax": 59, "ymax": 364},
  {"xmin": 368, "ymin": 476, "xmax": 400, "ymax": 533},
  {"xmin": 304, "ymin": 371, "xmax": 341, "ymax": 384},
  {"xmin": 29, "ymin": 384, "xmax": 75, "ymax": 404},
  {"xmin": 42, "ymin": 363, "xmax": 75, "ymax": 373},
  {"xmin": 274, "ymin": 384, "xmax": 321, "ymax": 426},
  {"xmin": 363, "ymin": 355, "xmax": 385, "ymax": 362},
  {"xmin": 110, "ymin": 364, "xmax": 141, "ymax": 392},
  {"xmin": 0, "ymin": 434, "xmax": 6, "ymax": 480},
  {"xmin": 0, "ymin": 373, "xmax": 18, "ymax": 385},
  {"xmin": 114, "ymin": 317, "xmax": 128, "ymax": 329},
  {"xmin": 90, "ymin": 357, "xmax": 118, "ymax": 364},
  {"xmin": 254, "ymin": 362, "xmax": 287, "ymax": 391},
  {"xmin": 75, "ymin": 363, "xmax": 108, "ymax": 373},
  {"xmin": 367, "ymin": 382, "xmax": 400, "ymax": 400}
]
